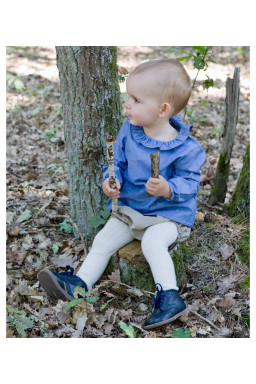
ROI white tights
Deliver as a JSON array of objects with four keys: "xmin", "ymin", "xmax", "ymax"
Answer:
[{"xmin": 77, "ymin": 217, "xmax": 179, "ymax": 291}]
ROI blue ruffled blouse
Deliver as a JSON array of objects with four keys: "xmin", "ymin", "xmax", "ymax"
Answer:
[{"xmin": 103, "ymin": 114, "xmax": 206, "ymax": 227}]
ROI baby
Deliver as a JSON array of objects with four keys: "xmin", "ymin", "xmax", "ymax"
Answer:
[{"xmin": 38, "ymin": 58, "xmax": 206, "ymax": 330}]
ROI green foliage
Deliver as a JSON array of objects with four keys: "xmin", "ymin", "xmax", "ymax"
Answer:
[
  {"xmin": 90, "ymin": 207, "xmax": 110, "ymax": 228},
  {"xmin": 59, "ymin": 219, "xmax": 73, "ymax": 234},
  {"xmin": 237, "ymin": 234, "xmax": 250, "ymax": 265},
  {"xmin": 170, "ymin": 327, "xmax": 191, "ymax": 338},
  {"xmin": 100, "ymin": 298, "xmax": 114, "ymax": 311},
  {"xmin": 177, "ymin": 46, "xmax": 215, "ymax": 92},
  {"xmin": 52, "ymin": 244, "xmax": 59, "ymax": 254},
  {"xmin": 186, "ymin": 108, "xmax": 202, "ymax": 124},
  {"xmin": 6, "ymin": 73, "xmax": 25, "ymax": 91},
  {"xmin": 118, "ymin": 321, "xmax": 135, "ymax": 338},
  {"xmin": 45, "ymin": 127, "xmax": 58, "ymax": 143},
  {"xmin": 119, "ymin": 72, "xmax": 129, "ymax": 83},
  {"xmin": 64, "ymin": 286, "xmax": 99, "ymax": 310},
  {"xmin": 236, "ymin": 46, "xmax": 246, "ymax": 57},
  {"xmin": 44, "ymin": 162, "xmax": 64, "ymax": 175},
  {"xmin": 7, "ymin": 305, "xmax": 34, "ymax": 337},
  {"xmin": 210, "ymin": 125, "xmax": 222, "ymax": 137},
  {"xmin": 240, "ymin": 275, "xmax": 250, "ymax": 290},
  {"xmin": 16, "ymin": 209, "xmax": 33, "ymax": 223}
]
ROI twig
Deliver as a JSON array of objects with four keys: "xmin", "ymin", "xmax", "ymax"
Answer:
[
  {"xmin": 190, "ymin": 310, "xmax": 220, "ymax": 331},
  {"xmin": 35, "ymin": 196, "xmax": 54, "ymax": 218},
  {"xmin": 105, "ymin": 134, "xmax": 118, "ymax": 212},
  {"xmin": 101, "ymin": 279, "xmax": 155, "ymax": 296},
  {"xmin": 130, "ymin": 322, "xmax": 149, "ymax": 334},
  {"xmin": 148, "ymin": 152, "xmax": 160, "ymax": 197}
]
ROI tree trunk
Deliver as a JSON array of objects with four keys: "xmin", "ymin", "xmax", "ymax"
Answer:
[
  {"xmin": 227, "ymin": 142, "xmax": 250, "ymax": 219},
  {"xmin": 209, "ymin": 67, "xmax": 240, "ymax": 205},
  {"xmin": 56, "ymin": 46, "xmax": 122, "ymax": 240}
]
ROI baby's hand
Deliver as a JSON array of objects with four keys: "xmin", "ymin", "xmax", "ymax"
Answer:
[
  {"xmin": 145, "ymin": 175, "xmax": 172, "ymax": 198},
  {"xmin": 103, "ymin": 178, "xmax": 121, "ymax": 198}
]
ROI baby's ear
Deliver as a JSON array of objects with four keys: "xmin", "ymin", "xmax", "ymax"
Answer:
[{"xmin": 159, "ymin": 102, "xmax": 172, "ymax": 117}]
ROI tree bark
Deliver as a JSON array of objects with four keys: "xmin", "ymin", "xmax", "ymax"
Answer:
[
  {"xmin": 56, "ymin": 46, "xmax": 122, "ymax": 239},
  {"xmin": 227, "ymin": 142, "xmax": 250, "ymax": 219},
  {"xmin": 209, "ymin": 67, "xmax": 240, "ymax": 205}
]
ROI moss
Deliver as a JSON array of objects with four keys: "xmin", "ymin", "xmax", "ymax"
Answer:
[
  {"xmin": 104, "ymin": 255, "xmax": 119, "ymax": 275},
  {"xmin": 119, "ymin": 258, "xmax": 155, "ymax": 292},
  {"xmin": 227, "ymin": 143, "xmax": 250, "ymax": 219},
  {"xmin": 237, "ymin": 234, "xmax": 250, "ymax": 265},
  {"xmin": 240, "ymin": 275, "xmax": 250, "ymax": 290},
  {"xmin": 172, "ymin": 245, "xmax": 188, "ymax": 287},
  {"xmin": 241, "ymin": 313, "xmax": 250, "ymax": 328},
  {"xmin": 209, "ymin": 152, "xmax": 230, "ymax": 204}
]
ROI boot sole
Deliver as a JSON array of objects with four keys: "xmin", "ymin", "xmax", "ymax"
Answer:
[
  {"xmin": 144, "ymin": 306, "xmax": 189, "ymax": 330},
  {"xmin": 38, "ymin": 269, "xmax": 73, "ymax": 301}
]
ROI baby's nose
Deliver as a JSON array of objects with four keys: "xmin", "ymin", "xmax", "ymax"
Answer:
[{"xmin": 124, "ymin": 101, "xmax": 131, "ymax": 110}]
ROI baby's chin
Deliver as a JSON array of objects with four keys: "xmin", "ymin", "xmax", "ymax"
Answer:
[{"xmin": 128, "ymin": 116, "xmax": 139, "ymax": 126}]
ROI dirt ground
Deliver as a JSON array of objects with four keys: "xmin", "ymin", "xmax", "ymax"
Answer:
[{"xmin": 6, "ymin": 46, "xmax": 250, "ymax": 338}]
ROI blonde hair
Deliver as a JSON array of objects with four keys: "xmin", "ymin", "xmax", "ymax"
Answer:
[{"xmin": 129, "ymin": 59, "xmax": 192, "ymax": 116}]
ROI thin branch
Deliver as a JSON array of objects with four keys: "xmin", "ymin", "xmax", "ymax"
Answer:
[{"xmin": 190, "ymin": 310, "xmax": 220, "ymax": 331}]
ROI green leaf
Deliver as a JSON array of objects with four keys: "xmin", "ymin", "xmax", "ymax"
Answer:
[
  {"xmin": 64, "ymin": 298, "xmax": 83, "ymax": 310},
  {"xmin": 99, "ymin": 208, "xmax": 110, "ymax": 220},
  {"xmin": 16, "ymin": 209, "xmax": 33, "ymax": 223},
  {"xmin": 90, "ymin": 216, "xmax": 106, "ymax": 228},
  {"xmin": 14, "ymin": 78, "xmax": 25, "ymax": 91},
  {"xmin": 192, "ymin": 46, "xmax": 207, "ymax": 54},
  {"xmin": 100, "ymin": 298, "xmax": 114, "ymax": 311},
  {"xmin": 74, "ymin": 286, "xmax": 86, "ymax": 298},
  {"xmin": 170, "ymin": 328, "xmax": 191, "ymax": 338},
  {"xmin": 59, "ymin": 219, "xmax": 73, "ymax": 233},
  {"xmin": 86, "ymin": 296, "xmax": 100, "ymax": 303},
  {"xmin": 177, "ymin": 55, "xmax": 193, "ymax": 61},
  {"xmin": 52, "ymin": 244, "xmax": 59, "ymax": 254},
  {"xmin": 118, "ymin": 321, "xmax": 135, "ymax": 338},
  {"xmin": 7, "ymin": 305, "xmax": 26, "ymax": 315},
  {"xmin": 193, "ymin": 56, "xmax": 206, "ymax": 70}
]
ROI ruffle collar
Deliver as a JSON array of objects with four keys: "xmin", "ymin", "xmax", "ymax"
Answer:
[{"xmin": 130, "ymin": 114, "xmax": 193, "ymax": 150}]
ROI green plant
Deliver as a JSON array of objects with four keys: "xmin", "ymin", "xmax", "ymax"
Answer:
[
  {"xmin": 90, "ymin": 207, "xmax": 110, "ymax": 228},
  {"xmin": 119, "ymin": 72, "xmax": 129, "ymax": 83},
  {"xmin": 6, "ymin": 305, "xmax": 34, "ymax": 337},
  {"xmin": 6, "ymin": 73, "xmax": 25, "ymax": 91},
  {"xmin": 59, "ymin": 219, "xmax": 73, "ymax": 234},
  {"xmin": 118, "ymin": 321, "xmax": 135, "ymax": 338},
  {"xmin": 44, "ymin": 162, "xmax": 64, "ymax": 175},
  {"xmin": 177, "ymin": 46, "xmax": 215, "ymax": 90},
  {"xmin": 210, "ymin": 125, "xmax": 222, "ymax": 137},
  {"xmin": 45, "ymin": 127, "xmax": 58, "ymax": 143},
  {"xmin": 170, "ymin": 327, "xmax": 191, "ymax": 338},
  {"xmin": 64, "ymin": 286, "xmax": 99, "ymax": 310}
]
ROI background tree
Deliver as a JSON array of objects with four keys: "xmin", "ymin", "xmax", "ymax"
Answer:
[
  {"xmin": 227, "ymin": 142, "xmax": 250, "ymax": 219},
  {"xmin": 56, "ymin": 46, "xmax": 122, "ymax": 240}
]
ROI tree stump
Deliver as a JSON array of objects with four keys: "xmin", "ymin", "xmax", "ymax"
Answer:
[
  {"xmin": 117, "ymin": 240, "xmax": 188, "ymax": 292},
  {"xmin": 209, "ymin": 67, "xmax": 240, "ymax": 205}
]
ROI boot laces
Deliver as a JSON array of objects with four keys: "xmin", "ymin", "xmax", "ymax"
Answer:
[
  {"xmin": 152, "ymin": 283, "xmax": 164, "ymax": 312},
  {"xmin": 59, "ymin": 266, "xmax": 74, "ymax": 276}
]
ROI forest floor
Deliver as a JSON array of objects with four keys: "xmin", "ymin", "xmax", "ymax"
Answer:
[{"xmin": 6, "ymin": 46, "xmax": 250, "ymax": 338}]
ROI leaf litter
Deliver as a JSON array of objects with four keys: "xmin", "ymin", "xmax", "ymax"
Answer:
[{"xmin": 6, "ymin": 46, "xmax": 249, "ymax": 338}]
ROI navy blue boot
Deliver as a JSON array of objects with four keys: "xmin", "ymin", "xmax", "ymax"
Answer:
[
  {"xmin": 38, "ymin": 267, "xmax": 87, "ymax": 301},
  {"xmin": 144, "ymin": 284, "xmax": 188, "ymax": 330}
]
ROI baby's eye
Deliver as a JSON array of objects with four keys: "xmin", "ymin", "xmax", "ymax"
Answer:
[{"xmin": 134, "ymin": 98, "xmax": 140, "ymax": 103}]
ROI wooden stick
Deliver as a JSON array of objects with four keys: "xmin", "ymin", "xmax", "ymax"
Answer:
[
  {"xmin": 148, "ymin": 152, "xmax": 160, "ymax": 197},
  {"xmin": 190, "ymin": 310, "xmax": 220, "ymax": 331},
  {"xmin": 105, "ymin": 134, "xmax": 118, "ymax": 212}
]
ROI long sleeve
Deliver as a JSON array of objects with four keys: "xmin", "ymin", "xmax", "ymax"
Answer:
[
  {"xmin": 102, "ymin": 122, "xmax": 128, "ymax": 186},
  {"xmin": 166, "ymin": 144, "xmax": 206, "ymax": 203}
]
